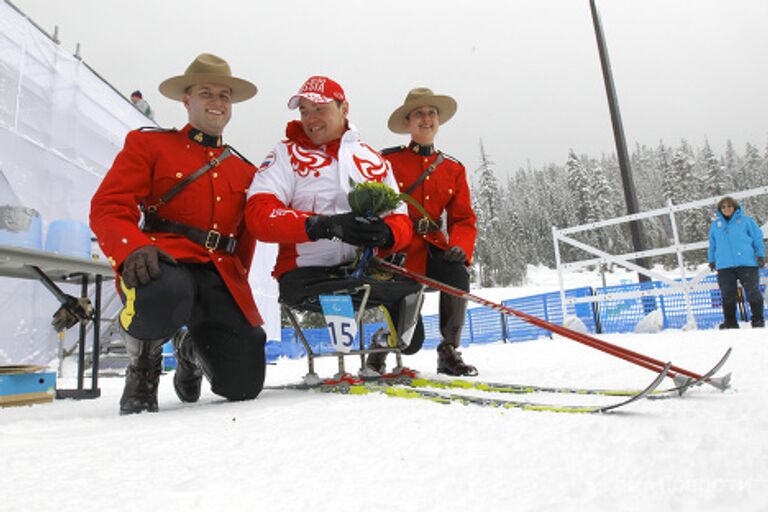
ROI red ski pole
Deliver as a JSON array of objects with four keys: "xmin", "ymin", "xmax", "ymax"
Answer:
[{"xmin": 374, "ymin": 258, "xmax": 715, "ymax": 384}]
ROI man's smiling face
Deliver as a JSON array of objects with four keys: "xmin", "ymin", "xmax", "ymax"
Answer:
[
  {"xmin": 183, "ymin": 83, "xmax": 233, "ymax": 136},
  {"xmin": 298, "ymin": 98, "xmax": 348, "ymax": 146}
]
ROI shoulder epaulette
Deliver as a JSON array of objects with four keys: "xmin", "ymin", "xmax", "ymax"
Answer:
[
  {"xmin": 226, "ymin": 145, "xmax": 255, "ymax": 166},
  {"xmin": 380, "ymin": 145, "xmax": 406, "ymax": 156},
  {"xmin": 137, "ymin": 126, "xmax": 177, "ymax": 133},
  {"xmin": 441, "ymin": 152, "xmax": 462, "ymax": 165}
]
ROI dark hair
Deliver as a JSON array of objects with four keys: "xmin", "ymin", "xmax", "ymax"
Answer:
[
  {"xmin": 717, "ymin": 196, "xmax": 739, "ymax": 210},
  {"xmin": 131, "ymin": 90, "xmax": 142, "ymax": 98}
]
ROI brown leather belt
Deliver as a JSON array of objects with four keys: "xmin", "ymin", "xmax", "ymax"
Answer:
[
  {"xmin": 142, "ymin": 213, "xmax": 237, "ymax": 254},
  {"xmin": 413, "ymin": 217, "xmax": 441, "ymax": 235}
]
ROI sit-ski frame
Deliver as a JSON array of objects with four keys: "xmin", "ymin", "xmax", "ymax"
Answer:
[{"xmin": 281, "ymin": 284, "xmax": 425, "ymax": 385}]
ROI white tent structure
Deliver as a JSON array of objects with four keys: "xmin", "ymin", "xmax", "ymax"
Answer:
[{"xmin": 0, "ymin": 0, "xmax": 279, "ymax": 366}]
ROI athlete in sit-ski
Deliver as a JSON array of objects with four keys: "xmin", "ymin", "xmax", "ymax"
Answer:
[{"xmin": 246, "ymin": 76, "xmax": 423, "ymax": 360}]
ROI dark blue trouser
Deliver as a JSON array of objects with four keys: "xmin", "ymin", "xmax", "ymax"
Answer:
[
  {"xmin": 717, "ymin": 266, "xmax": 764, "ymax": 323},
  {"xmin": 119, "ymin": 262, "xmax": 266, "ymax": 400}
]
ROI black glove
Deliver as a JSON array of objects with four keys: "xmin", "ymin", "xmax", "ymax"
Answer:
[
  {"xmin": 443, "ymin": 246, "xmax": 467, "ymax": 264},
  {"xmin": 759, "ymin": 257, "xmax": 765, "ymax": 268},
  {"xmin": 51, "ymin": 296, "xmax": 94, "ymax": 332},
  {"xmin": 708, "ymin": 262, "xmax": 716, "ymax": 272},
  {"xmin": 121, "ymin": 246, "xmax": 177, "ymax": 289},
  {"xmin": 306, "ymin": 213, "xmax": 394, "ymax": 248}
]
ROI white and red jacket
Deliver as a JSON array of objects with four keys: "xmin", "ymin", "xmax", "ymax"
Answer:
[{"xmin": 246, "ymin": 122, "xmax": 412, "ymax": 278}]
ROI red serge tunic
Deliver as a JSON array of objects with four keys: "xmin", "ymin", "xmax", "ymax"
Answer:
[
  {"xmin": 89, "ymin": 124, "xmax": 263, "ymax": 326},
  {"xmin": 383, "ymin": 146, "xmax": 477, "ymax": 274}
]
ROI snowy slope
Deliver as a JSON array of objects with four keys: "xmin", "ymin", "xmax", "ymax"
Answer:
[{"xmin": 1, "ymin": 323, "xmax": 763, "ymax": 512}]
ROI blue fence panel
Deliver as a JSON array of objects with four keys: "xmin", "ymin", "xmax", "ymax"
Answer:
[
  {"xmin": 657, "ymin": 275, "xmax": 722, "ymax": 329},
  {"xmin": 595, "ymin": 281, "xmax": 662, "ymax": 333},
  {"xmin": 542, "ymin": 286, "xmax": 597, "ymax": 332},
  {"xmin": 466, "ymin": 306, "xmax": 503, "ymax": 345},
  {"xmin": 744, "ymin": 268, "xmax": 768, "ymax": 320},
  {"xmin": 420, "ymin": 314, "xmax": 442, "ymax": 349},
  {"xmin": 659, "ymin": 271, "xmax": 766, "ymax": 328},
  {"xmin": 501, "ymin": 293, "xmax": 551, "ymax": 341}
]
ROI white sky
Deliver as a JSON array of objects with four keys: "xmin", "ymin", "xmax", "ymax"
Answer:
[{"xmin": 11, "ymin": 0, "xmax": 768, "ymax": 178}]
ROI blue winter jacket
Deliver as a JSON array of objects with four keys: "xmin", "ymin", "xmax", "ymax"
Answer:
[{"xmin": 708, "ymin": 207, "xmax": 766, "ymax": 269}]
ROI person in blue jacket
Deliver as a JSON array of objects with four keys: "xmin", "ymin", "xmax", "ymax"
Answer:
[{"xmin": 708, "ymin": 196, "xmax": 766, "ymax": 329}]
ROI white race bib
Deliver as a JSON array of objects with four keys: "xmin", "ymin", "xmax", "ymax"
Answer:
[{"xmin": 319, "ymin": 295, "xmax": 358, "ymax": 353}]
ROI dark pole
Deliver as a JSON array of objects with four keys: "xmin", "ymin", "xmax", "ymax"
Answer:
[{"xmin": 589, "ymin": 0, "xmax": 650, "ymax": 283}]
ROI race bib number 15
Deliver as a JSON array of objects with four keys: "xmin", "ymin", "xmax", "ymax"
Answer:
[{"xmin": 319, "ymin": 295, "xmax": 357, "ymax": 353}]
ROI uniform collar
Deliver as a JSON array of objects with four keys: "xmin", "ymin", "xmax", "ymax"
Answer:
[
  {"xmin": 186, "ymin": 126, "xmax": 223, "ymax": 147},
  {"xmin": 409, "ymin": 140, "xmax": 435, "ymax": 156}
]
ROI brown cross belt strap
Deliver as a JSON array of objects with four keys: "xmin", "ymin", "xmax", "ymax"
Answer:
[{"xmin": 403, "ymin": 153, "xmax": 445, "ymax": 195}]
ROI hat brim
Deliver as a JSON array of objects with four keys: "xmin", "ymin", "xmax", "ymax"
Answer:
[
  {"xmin": 387, "ymin": 95, "xmax": 457, "ymax": 134},
  {"xmin": 158, "ymin": 73, "xmax": 258, "ymax": 103},
  {"xmin": 287, "ymin": 92, "xmax": 336, "ymax": 110}
]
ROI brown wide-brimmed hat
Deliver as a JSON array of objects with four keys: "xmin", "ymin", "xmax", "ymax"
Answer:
[
  {"xmin": 158, "ymin": 53, "xmax": 257, "ymax": 103},
  {"xmin": 387, "ymin": 87, "xmax": 457, "ymax": 134}
]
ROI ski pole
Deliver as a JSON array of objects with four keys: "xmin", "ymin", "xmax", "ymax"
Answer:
[{"xmin": 373, "ymin": 258, "xmax": 709, "ymax": 382}]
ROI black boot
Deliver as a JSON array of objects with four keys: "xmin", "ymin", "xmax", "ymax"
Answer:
[
  {"xmin": 172, "ymin": 328, "xmax": 203, "ymax": 402},
  {"xmin": 436, "ymin": 293, "xmax": 477, "ymax": 376},
  {"xmin": 750, "ymin": 301, "xmax": 765, "ymax": 328},
  {"xmin": 120, "ymin": 334, "xmax": 164, "ymax": 415},
  {"xmin": 719, "ymin": 302, "xmax": 740, "ymax": 329},
  {"xmin": 437, "ymin": 343, "xmax": 478, "ymax": 377}
]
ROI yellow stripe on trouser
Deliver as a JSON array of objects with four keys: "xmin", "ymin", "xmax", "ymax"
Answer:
[
  {"xmin": 378, "ymin": 305, "xmax": 399, "ymax": 348},
  {"xmin": 119, "ymin": 278, "xmax": 137, "ymax": 330}
]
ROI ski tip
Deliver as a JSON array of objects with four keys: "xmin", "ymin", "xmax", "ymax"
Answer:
[
  {"xmin": 708, "ymin": 372, "xmax": 732, "ymax": 391},
  {"xmin": 672, "ymin": 374, "xmax": 694, "ymax": 396},
  {"xmin": 597, "ymin": 362, "xmax": 670, "ymax": 413},
  {"xmin": 699, "ymin": 347, "xmax": 733, "ymax": 391}
]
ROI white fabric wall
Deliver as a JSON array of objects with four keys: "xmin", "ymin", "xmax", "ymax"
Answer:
[{"xmin": 0, "ymin": 2, "xmax": 279, "ymax": 365}]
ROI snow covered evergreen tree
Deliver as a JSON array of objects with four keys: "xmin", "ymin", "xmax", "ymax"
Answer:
[
  {"xmin": 673, "ymin": 141, "xmax": 708, "ymax": 242},
  {"xmin": 740, "ymin": 142, "xmax": 767, "ymax": 223},
  {"xmin": 722, "ymin": 140, "xmax": 738, "ymax": 191},
  {"xmin": 566, "ymin": 149, "xmax": 591, "ymax": 225},
  {"xmin": 659, "ymin": 141, "xmax": 675, "ymax": 203},
  {"xmin": 700, "ymin": 139, "xmax": 725, "ymax": 197},
  {"xmin": 472, "ymin": 140, "xmax": 525, "ymax": 286},
  {"xmin": 742, "ymin": 142, "xmax": 764, "ymax": 186}
]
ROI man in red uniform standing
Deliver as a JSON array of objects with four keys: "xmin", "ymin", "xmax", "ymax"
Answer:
[
  {"xmin": 376, "ymin": 87, "xmax": 478, "ymax": 376},
  {"xmin": 90, "ymin": 54, "xmax": 265, "ymax": 414}
]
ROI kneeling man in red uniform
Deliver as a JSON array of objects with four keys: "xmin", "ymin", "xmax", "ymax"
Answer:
[{"xmin": 91, "ymin": 54, "xmax": 265, "ymax": 414}]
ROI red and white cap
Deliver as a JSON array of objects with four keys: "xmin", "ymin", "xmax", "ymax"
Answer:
[{"xmin": 287, "ymin": 76, "xmax": 346, "ymax": 109}]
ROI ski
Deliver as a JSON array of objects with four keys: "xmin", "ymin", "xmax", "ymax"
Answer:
[
  {"xmin": 266, "ymin": 363, "xmax": 670, "ymax": 414},
  {"xmin": 396, "ymin": 347, "xmax": 732, "ymax": 399}
]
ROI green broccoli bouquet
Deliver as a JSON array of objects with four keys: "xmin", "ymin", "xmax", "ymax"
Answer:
[{"xmin": 347, "ymin": 179, "xmax": 402, "ymax": 217}]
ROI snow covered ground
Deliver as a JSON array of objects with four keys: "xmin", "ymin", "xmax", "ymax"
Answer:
[{"xmin": 2, "ymin": 268, "xmax": 766, "ymax": 512}]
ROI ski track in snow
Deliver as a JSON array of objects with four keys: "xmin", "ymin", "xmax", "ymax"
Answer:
[{"xmin": 1, "ymin": 325, "xmax": 766, "ymax": 512}]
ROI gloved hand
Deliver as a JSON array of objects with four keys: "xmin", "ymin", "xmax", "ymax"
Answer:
[
  {"xmin": 759, "ymin": 257, "xmax": 765, "ymax": 268},
  {"xmin": 51, "ymin": 296, "xmax": 94, "ymax": 332},
  {"xmin": 306, "ymin": 213, "xmax": 394, "ymax": 248},
  {"xmin": 708, "ymin": 262, "xmax": 716, "ymax": 272},
  {"xmin": 443, "ymin": 246, "xmax": 467, "ymax": 264},
  {"xmin": 121, "ymin": 245, "xmax": 177, "ymax": 289}
]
